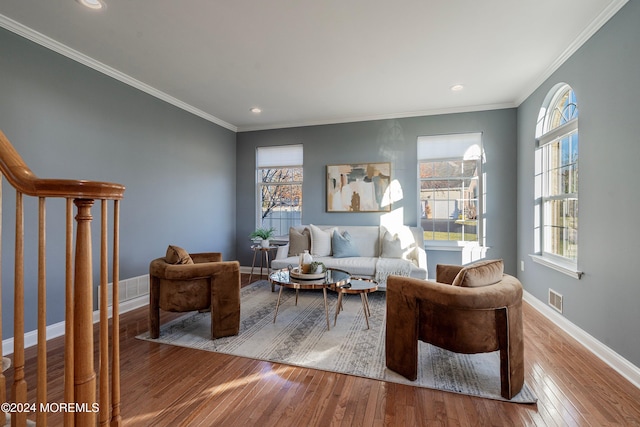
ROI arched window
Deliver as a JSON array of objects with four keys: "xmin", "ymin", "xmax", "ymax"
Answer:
[{"xmin": 533, "ymin": 84, "xmax": 580, "ymax": 277}]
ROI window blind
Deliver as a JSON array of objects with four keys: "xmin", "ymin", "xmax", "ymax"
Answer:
[
  {"xmin": 256, "ymin": 144, "xmax": 303, "ymax": 168},
  {"xmin": 417, "ymin": 132, "xmax": 482, "ymax": 160}
]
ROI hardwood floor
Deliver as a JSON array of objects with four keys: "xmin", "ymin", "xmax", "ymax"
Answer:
[{"xmin": 5, "ymin": 273, "xmax": 640, "ymax": 426}]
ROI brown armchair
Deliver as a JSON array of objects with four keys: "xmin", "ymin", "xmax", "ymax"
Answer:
[
  {"xmin": 149, "ymin": 246, "xmax": 241, "ymax": 339},
  {"xmin": 385, "ymin": 259, "xmax": 524, "ymax": 399}
]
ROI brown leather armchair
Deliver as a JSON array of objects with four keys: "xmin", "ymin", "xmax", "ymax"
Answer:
[
  {"xmin": 149, "ymin": 247, "xmax": 241, "ymax": 339},
  {"xmin": 385, "ymin": 259, "xmax": 524, "ymax": 399}
]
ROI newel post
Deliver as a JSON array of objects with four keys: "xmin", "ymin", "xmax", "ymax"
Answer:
[{"xmin": 74, "ymin": 199, "xmax": 97, "ymax": 427}]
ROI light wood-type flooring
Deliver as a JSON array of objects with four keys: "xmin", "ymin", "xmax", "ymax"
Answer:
[{"xmin": 5, "ymin": 273, "xmax": 640, "ymax": 426}]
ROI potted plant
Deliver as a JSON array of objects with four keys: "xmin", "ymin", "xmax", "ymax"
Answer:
[
  {"xmin": 250, "ymin": 227, "xmax": 276, "ymax": 248},
  {"xmin": 310, "ymin": 261, "xmax": 326, "ymax": 274}
]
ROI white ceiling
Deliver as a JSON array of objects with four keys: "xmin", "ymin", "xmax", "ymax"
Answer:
[{"xmin": 0, "ymin": 0, "xmax": 627, "ymax": 132}]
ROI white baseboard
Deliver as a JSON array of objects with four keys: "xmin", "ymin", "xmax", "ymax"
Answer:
[
  {"xmin": 4, "ymin": 283, "xmax": 638, "ymax": 392},
  {"xmin": 523, "ymin": 290, "xmax": 640, "ymax": 390},
  {"xmin": 2, "ymin": 293, "xmax": 149, "ymax": 357}
]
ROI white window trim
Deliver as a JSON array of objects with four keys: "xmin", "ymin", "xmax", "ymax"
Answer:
[
  {"xmin": 531, "ymin": 85, "xmax": 580, "ymax": 278},
  {"xmin": 423, "ymin": 241, "xmax": 488, "ymax": 251},
  {"xmin": 537, "ymin": 119, "xmax": 578, "ymax": 147},
  {"xmin": 530, "ymin": 254, "xmax": 583, "ymax": 279},
  {"xmin": 417, "ymin": 132, "xmax": 484, "ymax": 245},
  {"xmin": 256, "ymin": 144, "xmax": 303, "ymax": 234}
]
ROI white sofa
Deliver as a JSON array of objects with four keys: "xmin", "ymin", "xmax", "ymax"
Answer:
[{"xmin": 271, "ymin": 224, "xmax": 428, "ymax": 288}]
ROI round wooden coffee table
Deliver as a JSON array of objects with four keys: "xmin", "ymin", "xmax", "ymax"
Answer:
[
  {"xmin": 270, "ymin": 268, "xmax": 350, "ymax": 330},
  {"xmin": 332, "ymin": 277, "xmax": 378, "ymax": 329}
]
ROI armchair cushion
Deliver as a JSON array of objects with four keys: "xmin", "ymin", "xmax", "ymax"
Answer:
[
  {"xmin": 165, "ymin": 245, "xmax": 194, "ymax": 265},
  {"xmin": 451, "ymin": 258, "xmax": 504, "ymax": 288}
]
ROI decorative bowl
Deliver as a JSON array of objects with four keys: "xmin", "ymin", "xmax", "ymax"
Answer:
[{"xmin": 290, "ymin": 267, "xmax": 326, "ymax": 280}]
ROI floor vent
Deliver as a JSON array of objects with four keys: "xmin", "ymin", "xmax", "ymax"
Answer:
[{"xmin": 548, "ymin": 289, "xmax": 563, "ymax": 313}]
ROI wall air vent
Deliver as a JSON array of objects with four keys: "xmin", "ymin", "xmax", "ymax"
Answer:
[{"xmin": 548, "ymin": 289, "xmax": 563, "ymax": 313}]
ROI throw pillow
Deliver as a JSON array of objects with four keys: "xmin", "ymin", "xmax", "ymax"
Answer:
[
  {"xmin": 332, "ymin": 230, "xmax": 360, "ymax": 258},
  {"xmin": 309, "ymin": 224, "xmax": 336, "ymax": 257},
  {"xmin": 451, "ymin": 259, "xmax": 504, "ymax": 288},
  {"xmin": 288, "ymin": 227, "xmax": 311, "ymax": 256},
  {"xmin": 380, "ymin": 231, "xmax": 405, "ymax": 258},
  {"xmin": 165, "ymin": 245, "xmax": 194, "ymax": 265},
  {"xmin": 379, "ymin": 225, "xmax": 417, "ymax": 261}
]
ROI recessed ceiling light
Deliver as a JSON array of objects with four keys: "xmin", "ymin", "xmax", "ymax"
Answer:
[
  {"xmin": 250, "ymin": 107, "xmax": 262, "ymax": 114},
  {"xmin": 450, "ymin": 84, "xmax": 464, "ymax": 92},
  {"xmin": 76, "ymin": 0, "xmax": 105, "ymax": 10}
]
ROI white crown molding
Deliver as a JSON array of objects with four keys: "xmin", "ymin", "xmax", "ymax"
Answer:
[
  {"xmin": 523, "ymin": 290, "xmax": 640, "ymax": 390},
  {"xmin": 0, "ymin": 13, "xmax": 237, "ymax": 133},
  {"xmin": 237, "ymin": 102, "xmax": 516, "ymax": 132},
  {"xmin": 1, "ymin": 0, "xmax": 628, "ymax": 134},
  {"xmin": 514, "ymin": 0, "xmax": 629, "ymax": 106}
]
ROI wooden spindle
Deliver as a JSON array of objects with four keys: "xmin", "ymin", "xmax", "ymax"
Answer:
[
  {"xmin": 37, "ymin": 197, "xmax": 48, "ymax": 426},
  {"xmin": 99, "ymin": 201, "xmax": 109, "ymax": 426},
  {"xmin": 12, "ymin": 191, "xmax": 27, "ymax": 427},
  {"xmin": 73, "ymin": 199, "xmax": 97, "ymax": 427},
  {"xmin": 64, "ymin": 198, "xmax": 75, "ymax": 427},
  {"xmin": 110, "ymin": 200, "xmax": 122, "ymax": 427},
  {"xmin": 0, "ymin": 130, "xmax": 125, "ymax": 426}
]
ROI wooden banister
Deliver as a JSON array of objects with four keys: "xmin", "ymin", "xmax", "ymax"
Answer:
[
  {"xmin": 0, "ymin": 130, "xmax": 125, "ymax": 200},
  {"xmin": 0, "ymin": 129, "xmax": 125, "ymax": 426}
]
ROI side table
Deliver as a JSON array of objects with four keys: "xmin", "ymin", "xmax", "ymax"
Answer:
[
  {"xmin": 333, "ymin": 277, "xmax": 378, "ymax": 329},
  {"xmin": 249, "ymin": 245, "xmax": 277, "ymax": 289}
]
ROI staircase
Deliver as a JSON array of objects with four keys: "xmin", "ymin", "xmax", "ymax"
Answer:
[{"xmin": 0, "ymin": 130, "xmax": 125, "ymax": 426}]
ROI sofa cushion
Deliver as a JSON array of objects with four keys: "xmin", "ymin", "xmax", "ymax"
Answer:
[
  {"xmin": 379, "ymin": 225, "xmax": 419, "ymax": 262},
  {"xmin": 165, "ymin": 245, "xmax": 194, "ymax": 265},
  {"xmin": 338, "ymin": 226, "xmax": 380, "ymax": 257},
  {"xmin": 313, "ymin": 256, "xmax": 378, "ymax": 277},
  {"xmin": 380, "ymin": 231, "xmax": 404, "ymax": 258},
  {"xmin": 332, "ymin": 230, "xmax": 360, "ymax": 258},
  {"xmin": 288, "ymin": 227, "xmax": 311, "ymax": 256},
  {"xmin": 309, "ymin": 224, "xmax": 336, "ymax": 256},
  {"xmin": 452, "ymin": 259, "xmax": 504, "ymax": 288}
]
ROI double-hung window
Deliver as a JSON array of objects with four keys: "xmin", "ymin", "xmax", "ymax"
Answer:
[
  {"xmin": 533, "ymin": 84, "xmax": 580, "ymax": 277},
  {"xmin": 418, "ymin": 133, "xmax": 483, "ymax": 243},
  {"xmin": 256, "ymin": 145, "xmax": 303, "ymax": 236}
]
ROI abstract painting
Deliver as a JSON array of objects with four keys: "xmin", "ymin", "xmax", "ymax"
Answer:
[{"xmin": 326, "ymin": 162, "xmax": 391, "ymax": 212}]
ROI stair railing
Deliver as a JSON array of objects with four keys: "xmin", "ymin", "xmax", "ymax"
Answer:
[{"xmin": 0, "ymin": 129, "xmax": 125, "ymax": 427}]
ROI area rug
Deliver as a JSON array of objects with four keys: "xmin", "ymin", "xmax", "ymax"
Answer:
[{"xmin": 137, "ymin": 280, "xmax": 537, "ymax": 403}]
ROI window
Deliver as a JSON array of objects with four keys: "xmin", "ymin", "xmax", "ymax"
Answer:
[
  {"xmin": 418, "ymin": 133, "xmax": 483, "ymax": 243},
  {"xmin": 534, "ymin": 84, "xmax": 580, "ymax": 277},
  {"xmin": 256, "ymin": 145, "xmax": 303, "ymax": 236}
]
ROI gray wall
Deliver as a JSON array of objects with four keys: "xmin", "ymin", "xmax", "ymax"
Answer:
[
  {"xmin": 517, "ymin": 0, "xmax": 640, "ymax": 366},
  {"xmin": 4, "ymin": 0, "xmax": 638, "ymax": 371},
  {"xmin": 0, "ymin": 28, "xmax": 237, "ymax": 338},
  {"xmin": 236, "ymin": 109, "xmax": 518, "ymax": 276}
]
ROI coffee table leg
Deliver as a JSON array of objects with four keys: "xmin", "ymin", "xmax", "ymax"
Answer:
[
  {"xmin": 363, "ymin": 293, "xmax": 371, "ymax": 317},
  {"xmin": 334, "ymin": 292, "xmax": 343, "ymax": 326},
  {"xmin": 273, "ymin": 285, "xmax": 284, "ymax": 323},
  {"xmin": 360, "ymin": 293, "xmax": 370, "ymax": 329},
  {"xmin": 323, "ymin": 287, "xmax": 330, "ymax": 331}
]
